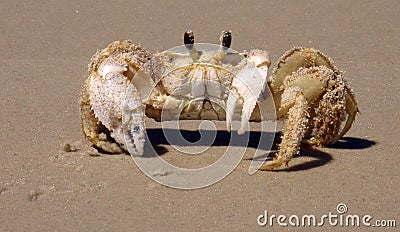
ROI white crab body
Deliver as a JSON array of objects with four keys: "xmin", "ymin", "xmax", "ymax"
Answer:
[
  {"xmin": 145, "ymin": 47, "xmax": 270, "ymax": 130},
  {"xmin": 80, "ymin": 31, "xmax": 358, "ymax": 170}
]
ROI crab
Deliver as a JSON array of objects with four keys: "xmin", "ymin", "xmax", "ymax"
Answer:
[{"xmin": 80, "ymin": 30, "xmax": 358, "ymax": 170}]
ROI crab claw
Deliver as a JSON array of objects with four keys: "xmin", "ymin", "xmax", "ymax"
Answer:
[
  {"xmin": 123, "ymin": 84, "xmax": 146, "ymax": 155},
  {"xmin": 81, "ymin": 40, "xmax": 151, "ymax": 155},
  {"xmin": 88, "ymin": 69, "xmax": 130, "ymax": 150},
  {"xmin": 226, "ymin": 50, "xmax": 270, "ymax": 134}
]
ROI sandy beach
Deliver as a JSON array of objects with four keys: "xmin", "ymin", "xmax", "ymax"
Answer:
[{"xmin": 1, "ymin": 0, "xmax": 399, "ymax": 231}]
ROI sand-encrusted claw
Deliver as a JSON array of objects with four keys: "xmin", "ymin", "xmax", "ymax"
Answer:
[
  {"xmin": 80, "ymin": 40, "xmax": 151, "ymax": 153},
  {"xmin": 123, "ymin": 84, "xmax": 146, "ymax": 155}
]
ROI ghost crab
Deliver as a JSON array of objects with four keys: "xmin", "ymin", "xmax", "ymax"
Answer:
[{"xmin": 80, "ymin": 30, "xmax": 358, "ymax": 170}]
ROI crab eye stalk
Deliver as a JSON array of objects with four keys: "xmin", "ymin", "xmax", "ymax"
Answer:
[
  {"xmin": 184, "ymin": 30, "xmax": 195, "ymax": 49},
  {"xmin": 220, "ymin": 30, "xmax": 232, "ymax": 49},
  {"xmin": 184, "ymin": 30, "xmax": 201, "ymax": 60}
]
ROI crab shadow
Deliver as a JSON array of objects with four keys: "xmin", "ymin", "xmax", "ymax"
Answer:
[
  {"xmin": 145, "ymin": 128, "xmax": 273, "ymax": 157},
  {"xmin": 145, "ymin": 129, "xmax": 376, "ymax": 172},
  {"xmin": 146, "ymin": 128, "xmax": 272, "ymax": 150},
  {"xmin": 256, "ymin": 144, "xmax": 334, "ymax": 172},
  {"xmin": 329, "ymin": 137, "xmax": 376, "ymax": 149},
  {"xmin": 263, "ymin": 135, "xmax": 376, "ymax": 172}
]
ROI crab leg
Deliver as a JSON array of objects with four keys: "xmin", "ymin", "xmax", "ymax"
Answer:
[
  {"xmin": 311, "ymin": 73, "xmax": 346, "ymax": 145},
  {"xmin": 226, "ymin": 91, "xmax": 239, "ymax": 131},
  {"xmin": 270, "ymin": 47, "xmax": 339, "ymax": 93},
  {"xmin": 226, "ymin": 54, "xmax": 269, "ymax": 134},
  {"xmin": 329, "ymin": 85, "xmax": 359, "ymax": 144},
  {"xmin": 270, "ymin": 47, "xmax": 358, "ymax": 146},
  {"xmin": 261, "ymin": 66, "xmax": 335, "ymax": 170},
  {"xmin": 260, "ymin": 86, "xmax": 309, "ymax": 170}
]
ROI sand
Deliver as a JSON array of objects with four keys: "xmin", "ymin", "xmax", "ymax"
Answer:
[{"xmin": 1, "ymin": 0, "xmax": 399, "ymax": 231}]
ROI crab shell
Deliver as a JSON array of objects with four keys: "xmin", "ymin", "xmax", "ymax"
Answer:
[{"xmin": 144, "ymin": 47, "xmax": 271, "ymax": 131}]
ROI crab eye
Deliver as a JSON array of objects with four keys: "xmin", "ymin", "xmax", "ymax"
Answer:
[
  {"xmin": 220, "ymin": 30, "xmax": 232, "ymax": 49},
  {"xmin": 184, "ymin": 30, "xmax": 194, "ymax": 49}
]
